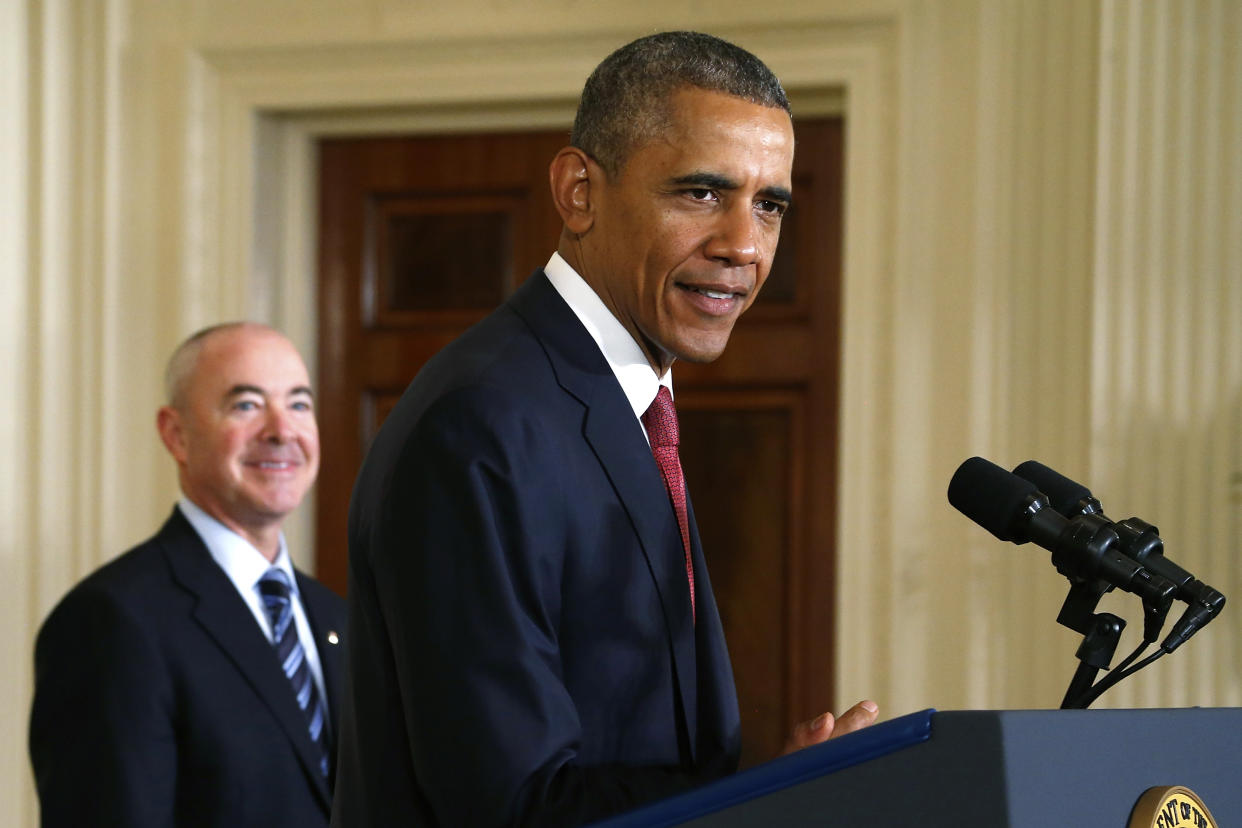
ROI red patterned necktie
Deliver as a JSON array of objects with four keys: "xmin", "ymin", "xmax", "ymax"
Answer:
[{"xmin": 641, "ymin": 386, "xmax": 695, "ymax": 622}]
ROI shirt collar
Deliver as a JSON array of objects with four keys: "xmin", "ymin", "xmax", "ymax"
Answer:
[
  {"xmin": 543, "ymin": 251, "xmax": 673, "ymax": 421},
  {"xmin": 177, "ymin": 496, "xmax": 297, "ymax": 594}
]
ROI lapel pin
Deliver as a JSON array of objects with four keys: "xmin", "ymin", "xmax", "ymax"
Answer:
[{"xmin": 327, "ymin": 631, "xmax": 340, "ymax": 645}]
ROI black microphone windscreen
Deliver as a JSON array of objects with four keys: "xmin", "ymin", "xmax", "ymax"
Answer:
[
  {"xmin": 948, "ymin": 457, "xmax": 1039, "ymax": 542},
  {"xmin": 1013, "ymin": 460, "xmax": 1093, "ymax": 516}
]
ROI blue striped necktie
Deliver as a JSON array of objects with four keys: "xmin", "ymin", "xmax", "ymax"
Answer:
[{"xmin": 258, "ymin": 568, "xmax": 330, "ymax": 777}]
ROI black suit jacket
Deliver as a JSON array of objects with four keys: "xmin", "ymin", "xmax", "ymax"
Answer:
[
  {"xmin": 332, "ymin": 271, "xmax": 741, "ymax": 828},
  {"xmin": 29, "ymin": 507, "xmax": 347, "ymax": 827}
]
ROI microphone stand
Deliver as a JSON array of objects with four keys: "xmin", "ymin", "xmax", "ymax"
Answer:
[
  {"xmin": 1056, "ymin": 573, "xmax": 1175, "ymax": 709},
  {"xmin": 1057, "ymin": 579, "xmax": 1124, "ymax": 709}
]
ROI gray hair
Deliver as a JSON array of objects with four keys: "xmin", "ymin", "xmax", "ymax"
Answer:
[
  {"xmin": 570, "ymin": 31, "xmax": 791, "ymax": 177},
  {"xmin": 163, "ymin": 322, "xmax": 273, "ymax": 408}
]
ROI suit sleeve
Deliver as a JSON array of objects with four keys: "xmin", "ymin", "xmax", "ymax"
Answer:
[
  {"xmin": 29, "ymin": 585, "xmax": 178, "ymax": 827},
  {"xmin": 368, "ymin": 386, "xmax": 706, "ymax": 827}
]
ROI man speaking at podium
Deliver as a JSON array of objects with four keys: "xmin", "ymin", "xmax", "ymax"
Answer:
[{"xmin": 334, "ymin": 31, "xmax": 877, "ymax": 827}]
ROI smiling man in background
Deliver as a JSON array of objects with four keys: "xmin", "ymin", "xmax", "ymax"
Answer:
[{"xmin": 30, "ymin": 322, "xmax": 346, "ymax": 828}]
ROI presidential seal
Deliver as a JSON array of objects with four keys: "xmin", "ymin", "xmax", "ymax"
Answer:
[{"xmin": 1129, "ymin": 786, "xmax": 1218, "ymax": 828}]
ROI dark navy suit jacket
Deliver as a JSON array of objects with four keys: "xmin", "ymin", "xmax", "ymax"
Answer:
[
  {"xmin": 29, "ymin": 507, "xmax": 347, "ymax": 827},
  {"xmin": 332, "ymin": 271, "xmax": 741, "ymax": 827}
]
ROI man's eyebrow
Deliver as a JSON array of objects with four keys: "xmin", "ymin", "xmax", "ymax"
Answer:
[
  {"xmin": 758, "ymin": 185, "xmax": 793, "ymax": 206},
  {"xmin": 671, "ymin": 171, "xmax": 738, "ymax": 191},
  {"xmin": 223, "ymin": 384, "xmax": 314, "ymax": 399},
  {"xmin": 670, "ymin": 172, "xmax": 792, "ymax": 206}
]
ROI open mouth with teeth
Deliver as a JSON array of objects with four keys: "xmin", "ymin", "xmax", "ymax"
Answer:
[
  {"xmin": 679, "ymin": 282, "xmax": 748, "ymax": 315},
  {"xmin": 248, "ymin": 460, "xmax": 300, "ymax": 471}
]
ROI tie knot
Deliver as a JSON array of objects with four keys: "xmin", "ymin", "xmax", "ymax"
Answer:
[
  {"xmin": 258, "ymin": 567, "xmax": 293, "ymax": 600},
  {"xmin": 642, "ymin": 386, "xmax": 679, "ymax": 448}
]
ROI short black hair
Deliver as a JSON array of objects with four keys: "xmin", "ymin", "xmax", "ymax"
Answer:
[{"xmin": 570, "ymin": 31, "xmax": 791, "ymax": 176}]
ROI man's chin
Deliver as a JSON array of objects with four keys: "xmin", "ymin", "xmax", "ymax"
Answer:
[
  {"xmin": 238, "ymin": 491, "xmax": 305, "ymax": 523},
  {"xmin": 668, "ymin": 336, "xmax": 732, "ymax": 366}
]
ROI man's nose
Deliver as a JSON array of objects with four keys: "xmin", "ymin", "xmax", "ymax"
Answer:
[
  {"xmin": 703, "ymin": 203, "xmax": 760, "ymax": 266},
  {"xmin": 261, "ymin": 406, "xmax": 295, "ymax": 442}
]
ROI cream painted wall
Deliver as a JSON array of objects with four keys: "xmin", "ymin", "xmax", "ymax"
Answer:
[
  {"xmin": 7, "ymin": 0, "xmax": 1240, "ymax": 824},
  {"xmin": 3, "ymin": 3, "xmax": 35, "ymax": 827}
]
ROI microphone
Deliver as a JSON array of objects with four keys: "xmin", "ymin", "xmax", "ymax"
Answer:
[
  {"xmin": 948, "ymin": 457, "xmax": 1178, "ymax": 608},
  {"xmin": 1012, "ymin": 460, "xmax": 1225, "ymax": 652}
]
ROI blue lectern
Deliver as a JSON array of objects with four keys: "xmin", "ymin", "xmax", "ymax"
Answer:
[{"xmin": 590, "ymin": 707, "xmax": 1242, "ymax": 826}]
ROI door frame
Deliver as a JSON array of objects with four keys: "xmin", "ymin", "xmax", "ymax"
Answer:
[{"xmin": 187, "ymin": 22, "xmax": 898, "ymax": 705}]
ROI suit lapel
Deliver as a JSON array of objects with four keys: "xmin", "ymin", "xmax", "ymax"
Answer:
[
  {"xmin": 685, "ymin": 495, "xmax": 741, "ymax": 766},
  {"xmin": 298, "ymin": 577, "xmax": 344, "ymax": 729},
  {"xmin": 299, "ymin": 577, "xmax": 345, "ymax": 785},
  {"xmin": 510, "ymin": 272, "xmax": 700, "ymax": 761},
  {"xmin": 157, "ymin": 510, "xmax": 332, "ymax": 809}
]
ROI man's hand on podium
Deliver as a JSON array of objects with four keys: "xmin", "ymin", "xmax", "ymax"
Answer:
[{"xmin": 780, "ymin": 700, "xmax": 879, "ymax": 756}]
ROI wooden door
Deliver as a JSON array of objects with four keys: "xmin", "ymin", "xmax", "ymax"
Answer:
[{"xmin": 316, "ymin": 120, "xmax": 843, "ymax": 769}]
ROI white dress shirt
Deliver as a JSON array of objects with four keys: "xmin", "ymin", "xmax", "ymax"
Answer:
[{"xmin": 543, "ymin": 251, "xmax": 673, "ymax": 441}]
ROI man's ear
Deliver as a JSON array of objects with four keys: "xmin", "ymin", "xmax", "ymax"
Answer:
[
  {"xmin": 549, "ymin": 147, "xmax": 597, "ymax": 235},
  {"xmin": 156, "ymin": 406, "xmax": 189, "ymax": 465}
]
